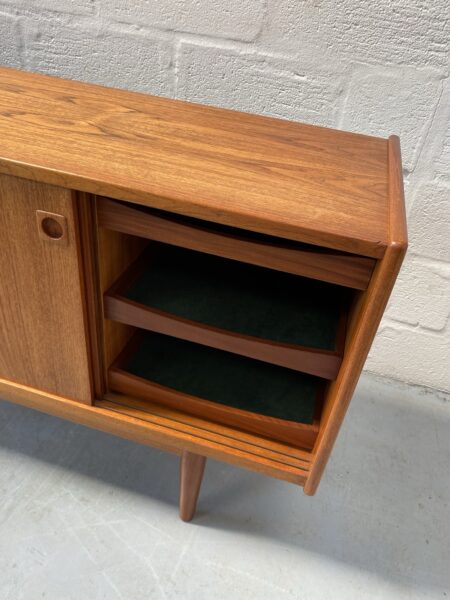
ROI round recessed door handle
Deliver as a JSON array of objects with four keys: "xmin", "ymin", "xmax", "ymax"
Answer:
[
  {"xmin": 36, "ymin": 210, "xmax": 68, "ymax": 244},
  {"xmin": 41, "ymin": 217, "xmax": 64, "ymax": 239}
]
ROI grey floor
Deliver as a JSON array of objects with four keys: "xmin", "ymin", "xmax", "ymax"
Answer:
[{"xmin": 0, "ymin": 374, "xmax": 449, "ymax": 600}]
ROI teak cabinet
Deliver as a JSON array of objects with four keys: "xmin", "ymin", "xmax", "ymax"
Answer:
[{"xmin": 0, "ymin": 67, "xmax": 407, "ymax": 521}]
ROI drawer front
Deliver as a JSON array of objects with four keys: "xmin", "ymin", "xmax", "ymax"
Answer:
[
  {"xmin": 108, "ymin": 331, "xmax": 322, "ymax": 450},
  {"xmin": 97, "ymin": 196, "xmax": 375, "ymax": 290}
]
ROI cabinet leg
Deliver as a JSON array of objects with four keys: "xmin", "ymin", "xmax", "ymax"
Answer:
[{"xmin": 179, "ymin": 451, "xmax": 206, "ymax": 522}]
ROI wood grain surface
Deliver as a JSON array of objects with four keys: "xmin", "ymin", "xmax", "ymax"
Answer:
[
  {"xmin": 97, "ymin": 223, "xmax": 148, "ymax": 369},
  {"xmin": 104, "ymin": 294, "xmax": 343, "ymax": 380},
  {"xmin": 304, "ymin": 135, "xmax": 407, "ymax": 494},
  {"xmin": 98, "ymin": 197, "xmax": 375, "ymax": 290},
  {"xmin": 0, "ymin": 173, "xmax": 92, "ymax": 403},
  {"xmin": 0, "ymin": 67, "xmax": 389, "ymax": 258},
  {"xmin": 0, "ymin": 68, "xmax": 407, "ymax": 500},
  {"xmin": 75, "ymin": 193, "xmax": 107, "ymax": 398},
  {"xmin": 179, "ymin": 451, "xmax": 206, "ymax": 522}
]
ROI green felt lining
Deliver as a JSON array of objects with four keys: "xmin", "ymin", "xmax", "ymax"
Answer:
[
  {"xmin": 124, "ymin": 332, "xmax": 320, "ymax": 424},
  {"xmin": 125, "ymin": 245, "xmax": 345, "ymax": 351}
]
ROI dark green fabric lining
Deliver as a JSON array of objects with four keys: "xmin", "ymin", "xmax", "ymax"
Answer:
[
  {"xmin": 125, "ymin": 245, "xmax": 345, "ymax": 351},
  {"xmin": 124, "ymin": 332, "xmax": 319, "ymax": 424}
]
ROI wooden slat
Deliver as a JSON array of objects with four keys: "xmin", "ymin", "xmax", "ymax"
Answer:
[
  {"xmin": 97, "ymin": 197, "xmax": 375, "ymax": 290},
  {"xmin": 100, "ymin": 393, "xmax": 314, "ymax": 468},
  {"xmin": 100, "ymin": 399, "xmax": 310, "ymax": 483},
  {"xmin": 0, "ymin": 67, "xmax": 389, "ymax": 258}
]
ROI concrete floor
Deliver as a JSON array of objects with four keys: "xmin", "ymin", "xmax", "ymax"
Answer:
[{"xmin": 0, "ymin": 374, "xmax": 449, "ymax": 600}]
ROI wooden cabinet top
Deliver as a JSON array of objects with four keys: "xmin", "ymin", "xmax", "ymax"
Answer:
[{"xmin": 0, "ymin": 67, "xmax": 405, "ymax": 258}]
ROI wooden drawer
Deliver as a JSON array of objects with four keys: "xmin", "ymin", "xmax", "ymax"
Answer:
[
  {"xmin": 97, "ymin": 197, "xmax": 375, "ymax": 290},
  {"xmin": 104, "ymin": 244, "xmax": 349, "ymax": 380},
  {"xmin": 108, "ymin": 331, "xmax": 323, "ymax": 449}
]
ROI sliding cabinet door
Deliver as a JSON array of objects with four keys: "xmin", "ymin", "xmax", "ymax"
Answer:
[{"xmin": 0, "ymin": 173, "xmax": 92, "ymax": 403}]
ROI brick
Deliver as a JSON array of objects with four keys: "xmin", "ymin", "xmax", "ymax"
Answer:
[
  {"xmin": 386, "ymin": 255, "xmax": 450, "ymax": 331},
  {"xmin": 262, "ymin": 0, "xmax": 450, "ymax": 71},
  {"xmin": 367, "ymin": 325, "xmax": 450, "ymax": 392},
  {"xmin": 177, "ymin": 42, "xmax": 343, "ymax": 127},
  {"xmin": 99, "ymin": 0, "xmax": 265, "ymax": 42},
  {"xmin": 27, "ymin": 21, "xmax": 173, "ymax": 96},
  {"xmin": 409, "ymin": 182, "xmax": 450, "ymax": 262},
  {"xmin": 341, "ymin": 66, "xmax": 440, "ymax": 172},
  {"xmin": 434, "ymin": 83, "xmax": 450, "ymax": 184},
  {"xmin": 29, "ymin": 0, "xmax": 94, "ymax": 14},
  {"xmin": 0, "ymin": 12, "xmax": 22, "ymax": 68},
  {"xmin": 435, "ymin": 126, "xmax": 450, "ymax": 184}
]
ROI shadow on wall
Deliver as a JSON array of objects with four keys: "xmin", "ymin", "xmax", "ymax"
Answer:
[{"xmin": 0, "ymin": 374, "xmax": 449, "ymax": 595}]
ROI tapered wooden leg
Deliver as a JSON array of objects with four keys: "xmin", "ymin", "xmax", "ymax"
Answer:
[{"xmin": 179, "ymin": 451, "xmax": 206, "ymax": 522}]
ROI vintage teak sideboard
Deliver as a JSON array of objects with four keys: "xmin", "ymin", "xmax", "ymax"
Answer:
[{"xmin": 0, "ymin": 67, "xmax": 407, "ymax": 521}]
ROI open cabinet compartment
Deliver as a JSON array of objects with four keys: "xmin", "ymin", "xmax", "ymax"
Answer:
[
  {"xmin": 97, "ymin": 201, "xmax": 358, "ymax": 455},
  {"xmin": 104, "ymin": 243, "xmax": 349, "ymax": 379}
]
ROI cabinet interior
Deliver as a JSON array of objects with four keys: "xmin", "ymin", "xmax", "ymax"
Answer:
[{"xmin": 96, "ymin": 198, "xmax": 358, "ymax": 451}]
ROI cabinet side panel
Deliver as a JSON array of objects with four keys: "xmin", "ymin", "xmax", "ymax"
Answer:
[
  {"xmin": 305, "ymin": 134, "xmax": 408, "ymax": 495},
  {"xmin": 97, "ymin": 222, "xmax": 148, "ymax": 369},
  {"xmin": 75, "ymin": 193, "xmax": 107, "ymax": 398},
  {"xmin": 306, "ymin": 250, "xmax": 403, "ymax": 495},
  {"xmin": 0, "ymin": 174, "xmax": 92, "ymax": 403}
]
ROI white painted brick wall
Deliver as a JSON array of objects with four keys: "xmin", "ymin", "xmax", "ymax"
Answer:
[
  {"xmin": 177, "ymin": 42, "xmax": 343, "ymax": 126},
  {"xmin": 98, "ymin": 0, "xmax": 266, "ymax": 41},
  {"xmin": 26, "ymin": 19, "xmax": 173, "ymax": 95},
  {"xmin": 0, "ymin": 1, "xmax": 449, "ymax": 391},
  {"xmin": 341, "ymin": 65, "xmax": 441, "ymax": 173},
  {"xmin": 0, "ymin": 10, "xmax": 22, "ymax": 67}
]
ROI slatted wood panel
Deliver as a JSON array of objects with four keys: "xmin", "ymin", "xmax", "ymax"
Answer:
[{"xmin": 98, "ymin": 394, "xmax": 312, "ymax": 483}]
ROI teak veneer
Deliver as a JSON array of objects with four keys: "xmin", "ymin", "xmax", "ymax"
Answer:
[
  {"xmin": 97, "ymin": 197, "xmax": 376, "ymax": 290},
  {"xmin": 0, "ymin": 66, "xmax": 407, "ymax": 521}
]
